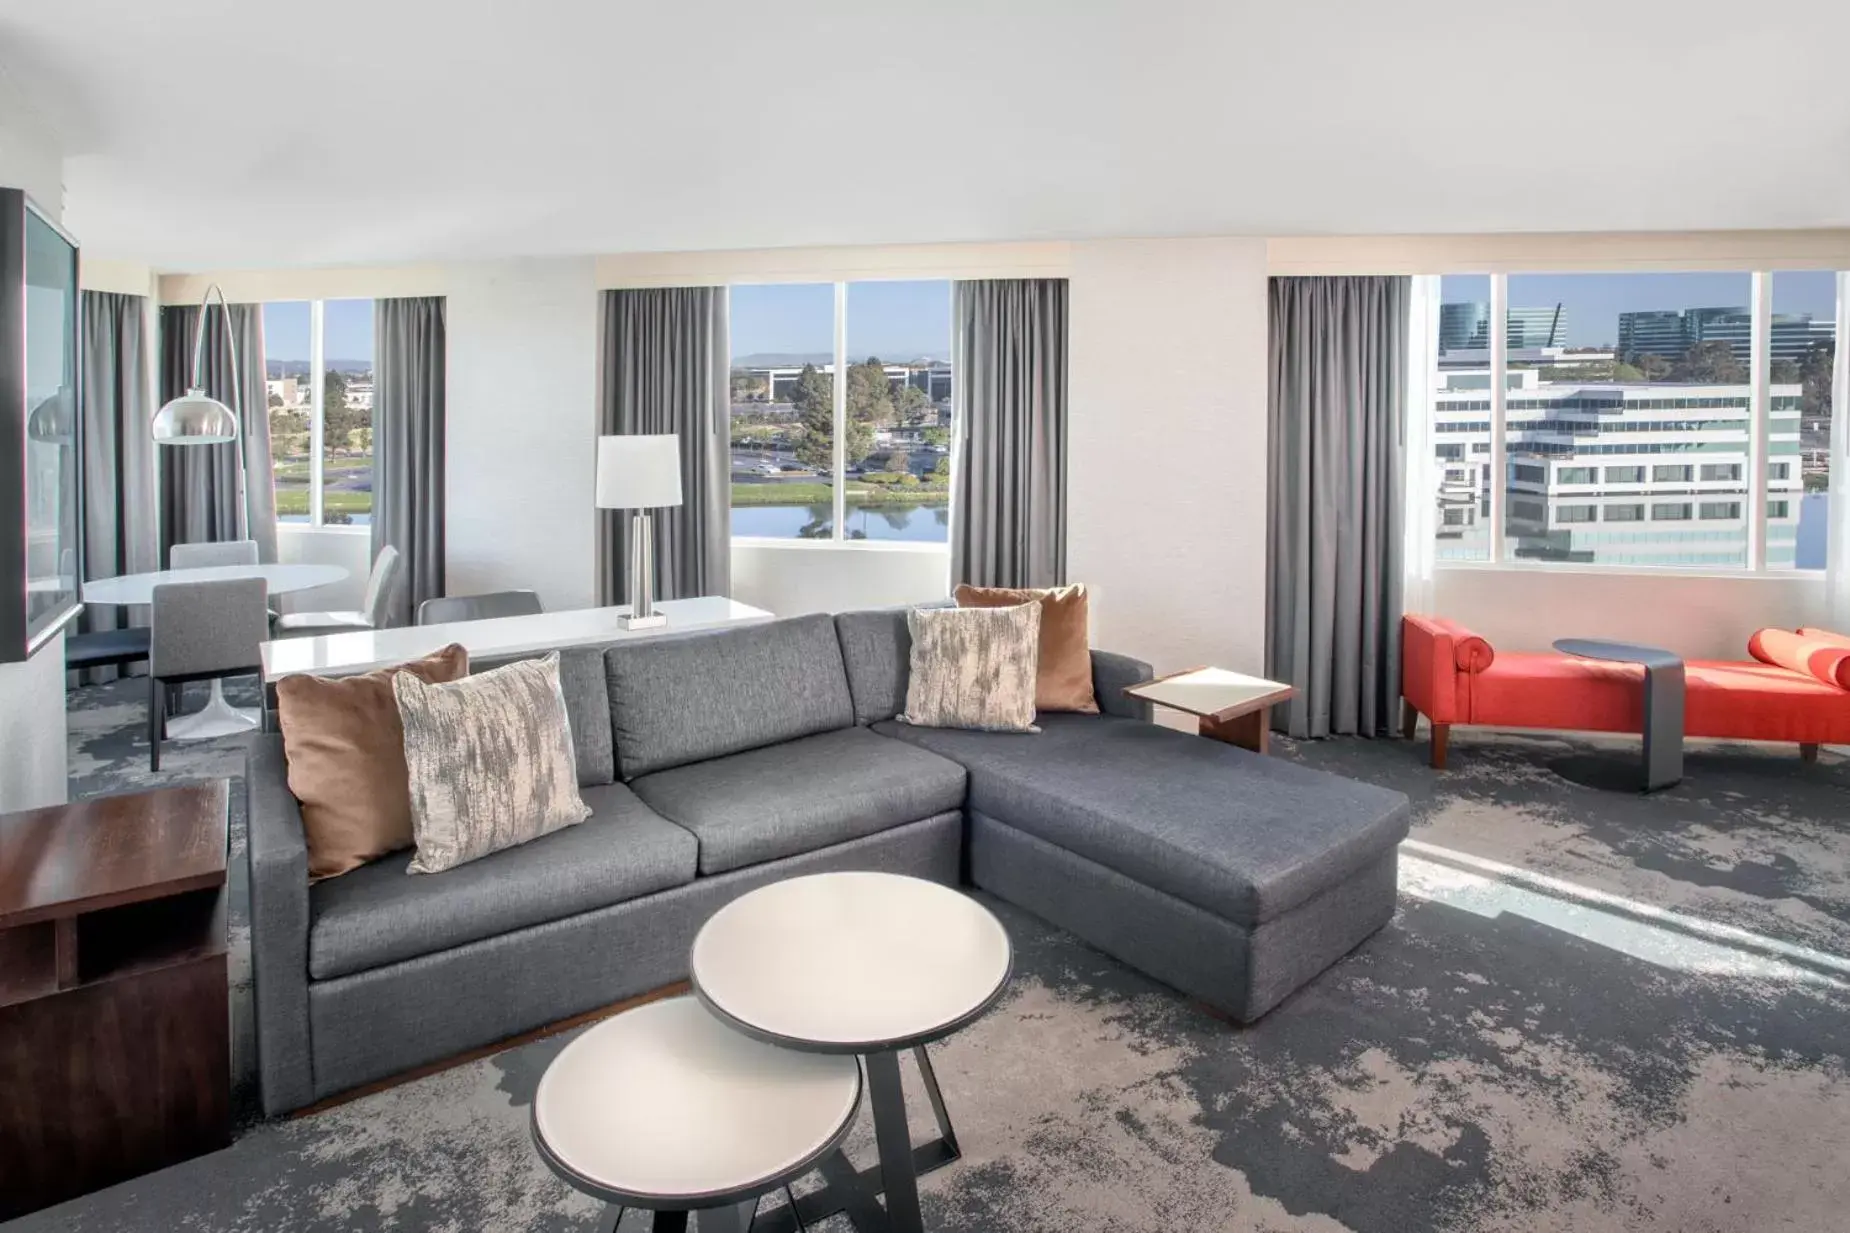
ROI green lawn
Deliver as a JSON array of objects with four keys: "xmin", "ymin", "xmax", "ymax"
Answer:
[
  {"xmin": 274, "ymin": 489, "xmax": 372, "ymax": 517},
  {"xmin": 730, "ymin": 482, "xmax": 949, "ymax": 507}
]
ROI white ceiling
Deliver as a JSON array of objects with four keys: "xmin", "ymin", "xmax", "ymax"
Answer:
[{"xmin": 3, "ymin": 0, "xmax": 1848, "ymax": 270}]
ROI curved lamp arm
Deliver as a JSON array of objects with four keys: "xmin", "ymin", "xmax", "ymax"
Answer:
[{"xmin": 188, "ymin": 282, "xmax": 242, "ymax": 411}]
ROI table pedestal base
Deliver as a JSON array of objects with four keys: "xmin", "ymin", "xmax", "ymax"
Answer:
[
  {"xmin": 750, "ymin": 1045, "xmax": 959, "ymax": 1233},
  {"xmin": 165, "ymin": 679, "xmax": 260, "ymax": 741}
]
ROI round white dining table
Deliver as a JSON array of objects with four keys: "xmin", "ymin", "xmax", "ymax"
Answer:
[{"xmin": 83, "ymin": 562, "xmax": 349, "ymax": 739}]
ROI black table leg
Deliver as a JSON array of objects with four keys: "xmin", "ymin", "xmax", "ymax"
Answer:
[{"xmin": 865, "ymin": 1050, "xmax": 923, "ymax": 1233}]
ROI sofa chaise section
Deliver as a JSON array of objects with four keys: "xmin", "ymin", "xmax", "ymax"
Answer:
[{"xmin": 875, "ymin": 713, "xmax": 1410, "ymax": 1022}]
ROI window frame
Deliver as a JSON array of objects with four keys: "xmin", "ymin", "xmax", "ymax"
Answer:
[
  {"xmin": 268, "ymin": 297, "xmax": 372, "ymax": 533},
  {"xmin": 726, "ymin": 279, "xmax": 955, "ymax": 552},
  {"xmin": 1432, "ymin": 269, "xmax": 1838, "ymax": 576}
]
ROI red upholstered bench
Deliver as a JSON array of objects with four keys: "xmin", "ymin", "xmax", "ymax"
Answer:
[{"xmin": 1399, "ymin": 616, "xmax": 1850, "ymax": 768}]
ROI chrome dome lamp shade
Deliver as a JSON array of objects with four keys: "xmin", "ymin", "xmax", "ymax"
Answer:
[
  {"xmin": 153, "ymin": 282, "xmax": 243, "ymax": 445},
  {"xmin": 151, "ymin": 387, "xmax": 239, "ymax": 443}
]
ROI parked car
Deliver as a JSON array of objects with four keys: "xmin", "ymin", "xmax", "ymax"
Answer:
[{"xmin": 753, "ymin": 463, "xmax": 782, "ymax": 476}]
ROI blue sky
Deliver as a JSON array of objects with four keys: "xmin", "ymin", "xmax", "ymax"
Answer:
[
  {"xmin": 1442, "ymin": 271, "xmax": 1836, "ymax": 348},
  {"xmin": 730, "ymin": 280, "xmax": 951, "ymax": 361},
  {"xmin": 261, "ymin": 299, "xmax": 375, "ymax": 363}
]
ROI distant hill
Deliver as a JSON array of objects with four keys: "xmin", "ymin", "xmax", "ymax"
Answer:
[
  {"xmin": 731, "ymin": 351, "xmax": 949, "ymax": 368},
  {"xmin": 266, "ymin": 359, "xmax": 373, "ymax": 378}
]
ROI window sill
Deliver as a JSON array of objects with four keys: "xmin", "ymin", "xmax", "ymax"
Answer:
[
  {"xmin": 1435, "ymin": 561, "xmax": 1823, "ymax": 582},
  {"xmin": 277, "ymin": 523, "xmax": 372, "ymax": 537},
  {"xmin": 731, "ymin": 536, "xmax": 950, "ymax": 554}
]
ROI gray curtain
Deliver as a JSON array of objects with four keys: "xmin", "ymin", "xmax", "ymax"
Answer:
[
  {"xmin": 372, "ymin": 296, "xmax": 446, "ymax": 626},
  {"xmin": 75, "ymin": 291, "xmax": 158, "ymax": 684},
  {"xmin": 158, "ymin": 303, "xmax": 276, "ymax": 565},
  {"xmin": 950, "ymin": 279, "xmax": 1068, "ymax": 588},
  {"xmin": 595, "ymin": 287, "xmax": 730, "ymax": 605},
  {"xmin": 1266, "ymin": 276, "xmax": 1409, "ymax": 739}
]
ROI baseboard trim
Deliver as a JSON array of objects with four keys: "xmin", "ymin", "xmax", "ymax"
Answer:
[{"xmin": 291, "ymin": 980, "xmax": 690, "ymax": 1118}]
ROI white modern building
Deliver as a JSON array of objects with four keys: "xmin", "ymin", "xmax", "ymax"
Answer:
[{"xmin": 1430, "ymin": 366, "xmax": 1803, "ymax": 568}]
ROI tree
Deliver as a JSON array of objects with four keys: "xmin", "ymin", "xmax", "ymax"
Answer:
[
  {"xmin": 891, "ymin": 383, "xmax": 931, "ymax": 424},
  {"xmin": 788, "ymin": 365, "xmax": 836, "ymax": 470},
  {"xmin": 845, "ymin": 358, "xmax": 895, "ymax": 430},
  {"xmin": 922, "ymin": 427, "xmax": 950, "ymax": 449},
  {"xmin": 1800, "ymin": 340, "xmax": 1835, "ymax": 419},
  {"xmin": 1669, "ymin": 340, "xmax": 1746, "ymax": 384},
  {"xmin": 731, "ymin": 371, "xmax": 768, "ymax": 403},
  {"xmin": 1771, "ymin": 358, "xmax": 1802, "ymax": 385}
]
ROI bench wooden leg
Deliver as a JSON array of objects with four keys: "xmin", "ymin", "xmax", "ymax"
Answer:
[
  {"xmin": 1399, "ymin": 699, "xmax": 1419, "ymax": 741},
  {"xmin": 1430, "ymin": 723, "xmax": 1450, "ymax": 771},
  {"xmin": 1801, "ymin": 743, "xmax": 1820, "ymax": 764}
]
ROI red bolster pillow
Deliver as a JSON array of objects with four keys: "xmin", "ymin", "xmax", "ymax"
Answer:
[
  {"xmin": 1453, "ymin": 634, "xmax": 1495, "ymax": 673},
  {"xmin": 1748, "ymin": 628, "xmax": 1850, "ymax": 690}
]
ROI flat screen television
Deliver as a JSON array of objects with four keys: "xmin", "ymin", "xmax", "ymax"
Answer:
[{"xmin": 0, "ymin": 187, "xmax": 82, "ymax": 662}]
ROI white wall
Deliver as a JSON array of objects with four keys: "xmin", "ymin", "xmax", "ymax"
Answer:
[
  {"xmin": 1067, "ymin": 238, "xmax": 1272, "ymax": 678},
  {"xmin": 0, "ymin": 83, "xmax": 69, "ymax": 811},
  {"xmin": 1433, "ymin": 568, "xmax": 1827, "ymax": 660},
  {"xmin": 732, "ymin": 543, "xmax": 948, "ymax": 617},
  {"xmin": 275, "ymin": 526, "xmax": 372, "ymax": 611},
  {"xmin": 444, "ymin": 257, "xmax": 599, "ymax": 610}
]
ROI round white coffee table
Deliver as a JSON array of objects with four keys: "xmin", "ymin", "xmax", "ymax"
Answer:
[
  {"xmin": 531, "ymin": 996, "xmax": 861, "ymax": 1233},
  {"xmin": 690, "ymin": 872, "xmax": 1012, "ymax": 1233}
]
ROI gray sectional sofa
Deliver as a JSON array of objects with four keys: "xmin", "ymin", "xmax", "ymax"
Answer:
[{"xmin": 247, "ymin": 609, "xmax": 1410, "ymax": 1115}]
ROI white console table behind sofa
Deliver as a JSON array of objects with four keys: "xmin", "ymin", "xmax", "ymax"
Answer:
[{"xmin": 261, "ymin": 597, "xmax": 773, "ymax": 682}]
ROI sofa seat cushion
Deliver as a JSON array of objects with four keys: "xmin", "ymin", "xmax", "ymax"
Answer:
[
  {"xmin": 308, "ymin": 783, "xmax": 697, "ymax": 980},
  {"xmin": 872, "ymin": 713, "xmax": 1409, "ymax": 927},
  {"xmin": 630, "ymin": 727, "xmax": 967, "ymax": 876}
]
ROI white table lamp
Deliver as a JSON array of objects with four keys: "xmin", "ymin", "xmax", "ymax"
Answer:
[{"xmin": 596, "ymin": 434, "xmax": 683, "ymax": 629}]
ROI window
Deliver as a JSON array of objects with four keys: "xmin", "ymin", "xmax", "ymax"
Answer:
[
  {"xmin": 1431, "ymin": 274, "xmax": 1491, "ymax": 561},
  {"xmin": 1700, "ymin": 501, "xmax": 1741, "ymax": 520},
  {"xmin": 1653, "ymin": 464, "xmax": 1693, "ymax": 483},
  {"xmin": 1768, "ymin": 270, "xmax": 1834, "ymax": 570},
  {"xmin": 1556, "ymin": 504, "xmax": 1597, "ymax": 523},
  {"xmin": 263, "ymin": 299, "xmax": 375, "ymax": 527},
  {"xmin": 1504, "ymin": 271, "xmax": 1752, "ymax": 568},
  {"xmin": 728, "ymin": 281, "xmax": 953, "ymax": 543},
  {"xmin": 1653, "ymin": 502, "xmax": 1693, "ymax": 521},
  {"xmin": 1605, "ymin": 503, "xmax": 1645, "ymax": 522}
]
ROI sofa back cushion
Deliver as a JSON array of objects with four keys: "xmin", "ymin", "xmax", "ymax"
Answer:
[
  {"xmin": 474, "ymin": 645, "xmax": 616, "ymax": 787},
  {"xmin": 835, "ymin": 601, "xmax": 956, "ymax": 725},
  {"xmin": 836, "ymin": 606, "xmax": 914, "ymax": 725},
  {"xmin": 605, "ymin": 614, "xmax": 855, "ymax": 779}
]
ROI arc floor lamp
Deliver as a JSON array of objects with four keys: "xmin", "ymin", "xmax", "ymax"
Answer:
[{"xmin": 151, "ymin": 282, "xmax": 250, "ymax": 541}]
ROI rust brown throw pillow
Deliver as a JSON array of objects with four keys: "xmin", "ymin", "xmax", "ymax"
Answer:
[
  {"xmin": 276, "ymin": 643, "xmax": 470, "ymax": 880},
  {"xmin": 954, "ymin": 583, "xmax": 1099, "ymax": 713}
]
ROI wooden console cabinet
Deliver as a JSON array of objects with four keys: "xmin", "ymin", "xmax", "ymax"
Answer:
[{"xmin": 0, "ymin": 781, "xmax": 231, "ymax": 1219}]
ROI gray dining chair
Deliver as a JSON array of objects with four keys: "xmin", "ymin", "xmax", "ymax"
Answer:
[
  {"xmin": 415, "ymin": 590, "xmax": 543, "ymax": 626},
  {"xmin": 273, "ymin": 544, "xmax": 403, "ymax": 637},
  {"xmin": 148, "ymin": 577, "xmax": 270, "ymax": 771},
  {"xmin": 171, "ymin": 539, "xmax": 259, "ymax": 569}
]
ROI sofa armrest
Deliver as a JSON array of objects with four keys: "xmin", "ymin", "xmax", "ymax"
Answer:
[
  {"xmin": 1092, "ymin": 649, "xmax": 1155, "ymax": 721},
  {"xmin": 1401, "ymin": 614, "xmax": 1495, "ymax": 724},
  {"xmin": 246, "ymin": 734, "xmax": 316, "ymax": 1115}
]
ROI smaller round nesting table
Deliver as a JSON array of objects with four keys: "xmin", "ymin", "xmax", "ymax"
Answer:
[
  {"xmin": 691, "ymin": 871, "xmax": 1013, "ymax": 1233},
  {"xmin": 531, "ymin": 996, "xmax": 862, "ymax": 1233},
  {"xmin": 1553, "ymin": 638, "xmax": 1685, "ymax": 792}
]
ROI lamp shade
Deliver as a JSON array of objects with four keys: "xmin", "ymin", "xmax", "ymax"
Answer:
[
  {"xmin": 595, "ymin": 434, "xmax": 682, "ymax": 509},
  {"xmin": 153, "ymin": 388, "xmax": 240, "ymax": 445}
]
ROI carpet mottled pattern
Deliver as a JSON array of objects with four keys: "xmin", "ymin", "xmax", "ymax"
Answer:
[{"xmin": 11, "ymin": 680, "xmax": 1849, "ymax": 1232}]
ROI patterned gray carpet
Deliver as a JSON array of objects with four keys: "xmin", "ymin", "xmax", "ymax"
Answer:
[{"xmin": 9, "ymin": 680, "xmax": 1850, "ymax": 1232}]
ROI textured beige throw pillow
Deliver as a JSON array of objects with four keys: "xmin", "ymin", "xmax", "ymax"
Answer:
[
  {"xmin": 900, "ymin": 602, "xmax": 1042, "ymax": 732},
  {"xmin": 394, "ymin": 653, "xmax": 591, "ymax": 874}
]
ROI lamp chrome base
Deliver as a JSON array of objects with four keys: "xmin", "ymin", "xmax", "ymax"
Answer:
[{"xmin": 622, "ymin": 510, "xmax": 667, "ymax": 630}]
